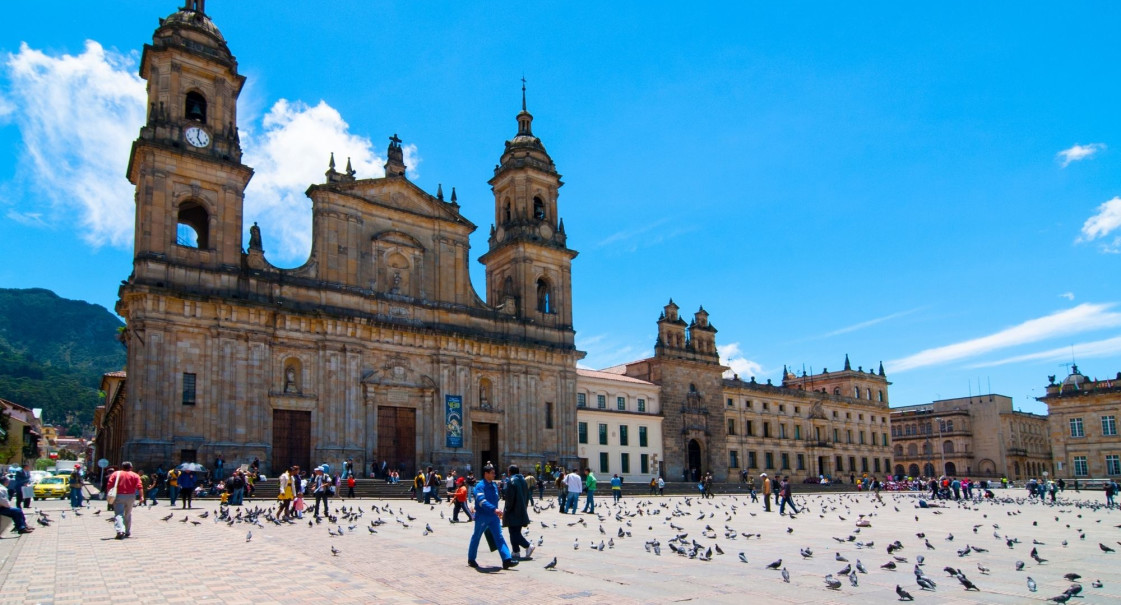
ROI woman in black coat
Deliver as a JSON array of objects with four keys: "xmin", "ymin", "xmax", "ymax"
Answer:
[{"xmin": 502, "ymin": 465, "xmax": 534, "ymax": 559}]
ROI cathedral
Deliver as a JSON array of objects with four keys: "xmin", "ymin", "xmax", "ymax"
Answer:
[{"xmin": 112, "ymin": 3, "xmax": 581, "ymax": 475}]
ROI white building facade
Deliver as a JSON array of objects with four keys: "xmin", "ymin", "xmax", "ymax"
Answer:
[{"xmin": 575, "ymin": 369, "xmax": 664, "ymax": 483}]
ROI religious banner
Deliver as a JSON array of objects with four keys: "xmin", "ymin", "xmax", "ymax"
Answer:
[{"xmin": 445, "ymin": 395, "xmax": 463, "ymax": 448}]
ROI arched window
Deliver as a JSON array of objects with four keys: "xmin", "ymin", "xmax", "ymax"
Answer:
[
  {"xmin": 853, "ymin": 387, "xmax": 861, "ymax": 398},
  {"xmin": 689, "ymin": 383, "xmax": 697, "ymax": 393},
  {"xmin": 533, "ymin": 196, "xmax": 545, "ymax": 220},
  {"xmin": 177, "ymin": 200, "xmax": 209, "ymax": 248},
  {"xmin": 907, "ymin": 444, "xmax": 918, "ymax": 456},
  {"xmin": 922, "ymin": 443, "xmax": 932, "ymax": 455},
  {"xmin": 946, "ymin": 420, "xmax": 953, "ymax": 432},
  {"xmin": 478, "ymin": 377, "xmax": 493, "ymax": 408},
  {"xmin": 894, "ymin": 444, "xmax": 903, "ymax": 457},
  {"xmin": 866, "ymin": 388, "xmax": 872, "ymax": 399},
  {"xmin": 878, "ymin": 390, "xmax": 884, "ymax": 402},
  {"xmin": 536, "ymin": 278, "xmax": 552, "ymax": 313},
  {"xmin": 185, "ymin": 91, "xmax": 207, "ymax": 123},
  {"xmin": 503, "ymin": 276, "xmax": 515, "ymax": 297},
  {"xmin": 833, "ymin": 387, "xmax": 841, "ymax": 396},
  {"xmin": 504, "ymin": 199, "xmax": 512, "ymax": 223},
  {"xmin": 943, "ymin": 440, "xmax": 954, "ymax": 454}
]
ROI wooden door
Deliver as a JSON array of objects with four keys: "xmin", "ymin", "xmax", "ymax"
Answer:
[
  {"xmin": 377, "ymin": 407, "xmax": 416, "ymax": 477},
  {"xmin": 272, "ymin": 409, "xmax": 311, "ymax": 473}
]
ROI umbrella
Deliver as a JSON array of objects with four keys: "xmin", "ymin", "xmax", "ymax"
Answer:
[{"xmin": 177, "ymin": 462, "xmax": 207, "ymax": 472}]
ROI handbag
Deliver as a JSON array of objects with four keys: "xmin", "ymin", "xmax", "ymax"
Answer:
[{"xmin": 107, "ymin": 484, "xmax": 118, "ymax": 505}]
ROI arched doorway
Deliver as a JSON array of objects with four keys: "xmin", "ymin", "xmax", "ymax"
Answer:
[
  {"xmin": 945, "ymin": 461, "xmax": 957, "ymax": 476},
  {"xmin": 894, "ymin": 464, "xmax": 905, "ymax": 478},
  {"xmin": 908, "ymin": 464, "xmax": 920, "ymax": 477},
  {"xmin": 687, "ymin": 439, "xmax": 703, "ymax": 481},
  {"xmin": 923, "ymin": 463, "xmax": 935, "ymax": 477}
]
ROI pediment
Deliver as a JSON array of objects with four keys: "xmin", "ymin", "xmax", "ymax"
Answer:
[{"xmin": 313, "ymin": 177, "xmax": 475, "ymax": 229}]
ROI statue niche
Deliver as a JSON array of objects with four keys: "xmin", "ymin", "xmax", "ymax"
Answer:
[
  {"xmin": 282, "ymin": 358, "xmax": 302, "ymax": 394},
  {"xmin": 372, "ymin": 230, "xmax": 424, "ymax": 297}
]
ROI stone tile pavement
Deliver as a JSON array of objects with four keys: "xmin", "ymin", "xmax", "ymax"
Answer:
[{"xmin": 1, "ymin": 489, "xmax": 1120, "ymax": 604}]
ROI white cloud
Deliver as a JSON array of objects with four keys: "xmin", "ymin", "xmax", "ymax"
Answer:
[
  {"xmin": 887, "ymin": 303, "xmax": 1121, "ymax": 372},
  {"xmin": 820, "ymin": 307, "xmax": 923, "ymax": 338},
  {"xmin": 2, "ymin": 41, "xmax": 146, "ymax": 248},
  {"xmin": 1059, "ymin": 292, "xmax": 1075, "ymax": 301},
  {"xmin": 1057, "ymin": 143, "xmax": 1105, "ymax": 167},
  {"xmin": 718, "ymin": 342, "xmax": 764, "ymax": 380},
  {"xmin": 969, "ymin": 333, "xmax": 1121, "ymax": 368},
  {"xmin": 5, "ymin": 210, "xmax": 47, "ymax": 227},
  {"xmin": 1077, "ymin": 196, "xmax": 1121, "ymax": 247},
  {"xmin": 241, "ymin": 99, "xmax": 419, "ymax": 262}
]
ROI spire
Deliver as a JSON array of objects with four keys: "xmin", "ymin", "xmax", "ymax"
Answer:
[
  {"xmin": 516, "ymin": 77, "xmax": 534, "ymax": 137},
  {"xmin": 843, "ymin": 354, "xmax": 851, "ymax": 371},
  {"xmin": 436, "ymin": 183, "xmax": 444, "ymax": 201},
  {"xmin": 521, "ymin": 75, "xmax": 527, "ymax": 112},
  {"xmin": 329, "ymin": 152, "xmax": 336, "ymax": 170},
  {"xmin": 345, "ymin": 157, "xmax": 355, "ymax": 177},
  {"xmin": 450, "ymin": 187, "xmax": 457, "ymax": 204},
  {"xmin": 878, "ymin": 361, "xmax": 885, "ymax": 376},
  {"xmin": 384, "ymin": 134, "xmax": 406, "ymax": 177}
]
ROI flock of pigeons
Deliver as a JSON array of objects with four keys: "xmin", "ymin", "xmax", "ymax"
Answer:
[{"xmin": 40, "ymin": 485, "xmax": 1121, "ymax": 601}]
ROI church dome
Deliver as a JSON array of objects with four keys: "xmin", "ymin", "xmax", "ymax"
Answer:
[
  {"xmin": 158, "ymin": 8, "xmax": 226, "ymax": 44},
  {"xmin": 1061, "ymin": 365, "xmax": 1087, "ymax": 388}
]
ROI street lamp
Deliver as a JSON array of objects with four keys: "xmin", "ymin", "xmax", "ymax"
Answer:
[{"xmin": 935, "ymin": 417, "xmax": 946, "ymax": 476}]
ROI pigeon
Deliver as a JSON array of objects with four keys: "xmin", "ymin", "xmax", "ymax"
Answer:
[
  {"xmin": 782, "ymin": 568, "xmax": 790, "ymax": 583},
  {"xmin": 1100, "ymin": 543, "xmax": 1115, "ymax": 553},
  {"xmin": 882, "ymin": 561, "xmax": 897, "ymax": 570},
  {"xmin": 849, "ymin": 571, "xmax": 858, "ymax": 587},
  {"xmin": 1027, "ymin": 577, "xmax": 1037, "ymax": 592},
  {"xmin": 977, "ymin": 563, "xmax": 990, "ymax": 575},
  {"xmin": 836, "ymin": 552, "xmax": 849, "ymax": 562},
  {"xmin": 330, "ymin": 546, "xmax": 340, "ymax": 556},
  {"xmin": 544, "ymin": 557, "xmax": 557, "ymax": 570},
  {"xmin": 1048, "ymin": 593, "xmax": 1071, "ymax": 604},
  {"xmin": 837, "ymin": 564, "xmax": 851, "ymax": 576},
  {"xmin": 916, "ymin": 576, "xmax": 936, "ymax": 591},
  {"xmin": 958, "ymin": 576, "xmax": 979, "ymax": 591},
  {"xmin": 1015, "ymin": 561, "xmax": 1025, "ymax": 571},
  {"xmin": 896, "ymin": 585, "xmax": 914, "ymax": 601},
  {"xmin": 767, "ymin": 559, "xmax": 783, "ymax": 569},
  {"xmin": 245, "ymin": 531, "xmax": 252, "ymax": 543},
  {"xmin": 161, "ymin": 513, "xmax": 174, "ymax": 522},
  {"xmin": 1063, "ymin": 573, "xmax": 1081, "ymax": 582},
  {"xmin": 1091, "ymin": 580, "xmax": 1103, "ymax": 588},
  {"xmin": 855, "ymin": 560, "xmax": 868, "ymax": 574},
  {"xmin": 824, "ymin": 574, "xmax": 842, "ymax": 590},
  {"xmin": 738, "ymin": 552, "xmax": 748, "ymax": 563},
  {"xmin": 1031, "ymin": 547, "xmax": 1047, "ymax": 564},
  {"xmin": 800, "ymin": 548, "xmax": 813, "ymax": 559},
  {"xmin": 573, "ymin": 539, "xmax": 579, "ymax": 550}
]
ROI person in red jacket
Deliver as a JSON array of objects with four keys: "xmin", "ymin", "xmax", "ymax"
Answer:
[
  {"xmin": 452, "ymin": 482, "xmax": 473, "ymax": 522},
  {"xmin": 107, "ymin": 461, "xmax": 144, "ymax": 539}
]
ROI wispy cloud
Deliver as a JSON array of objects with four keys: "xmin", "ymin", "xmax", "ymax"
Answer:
[
  {"xmin": 5, "ymin": 210, "xmax": 48, "ymax": 227},
  {"xmin": 0, "ymin": 42, "xmax": 424, "ymax": 266},
  {"xmin": 1057, "ymin": 143, "xmax": 1105, "ymax": 167},
  {"xmin": 594, "ymin": 218, "xmax": 697, "ymax": 253},
  {"xmin": 820, "ymin": 307, "xmax": 924, "ymax": 338},
  {"xmin": 577, "ymin": 332, "xmax": 645, "ymax": 370},
  {"xmin": 595, "ymin": 218, "xmax": 670, "ymax": 248},
  {"xmin": 719, "ymin": 342, "xmax": 764, "ymax": 380},
  {"xmin": 1, "ymin": 41, "xmax": 146, "ymax": 248},
  {"xmin": 969, "ymin": 333, "xmax": 1121, "ymax": 368},
  {"xmin": 1059, "ymin": 292, "xmax": 1075, "ymax": 301},
  {"xmin": 1077, "ymin": 197, "xmax": 1121, "ymax": 251},
  {"xmin": 887, "ymin": 303, "xmax": 1121, "ymax": 372}
]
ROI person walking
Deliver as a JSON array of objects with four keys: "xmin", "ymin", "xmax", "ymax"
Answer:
[
  {"xmin": 611, "ymin": 474, "xmax": 623, "ymax": 503},
  {"xmin": 525, "ymin": 473, "xmax": 537, "ymax": 506},
  {"xmin": 503, "ymin": 465, "xmax": 534, "ymax": 560},
  {"xmin": 106, "ymin": 461, "xmax": 143, "ymax": 539},
  {"xmin": 778, "ymin": 475, "xmax": 799, "ymax": 515},
  {"xmin": 564, "ymin": 468, "xmax": 583, "ymax": 514},
  {"xmin": 69, "ymin": 465, "xmax": 85, "ymax": 509},
  {"xmin": 467, "ymin": 463, "xmax": 518, "ymax": 570},
  {"xmin": 178, "ymin": 470, "xmax": 196, "ymax": 509},
  {"xmin": 452, "ymin": 480, "xmax": 473, "ymax": 522},
  {"xmin": 9, "ymin": 463, "xmax": 31, "ymax": 509},
  {"xmin": 761, "ymin": 473, "xmax": 772, "ymax": 512},
  {"xmin": 312, "ymin": 468, "xmax": 331, "ymax": 516},
  {"xmin": 582, "ymin": 468, "xmax": 598, "ymax": 513},
  {"xmin": 166, "ymin": 467, "xmax": 180, "ymax": 507},
  {"xmin": 276, "ymin": 466, "xmax": 294, "ymax": 519},
  {"xmin": 657, "ymin": 476, "xmax": 665, "ymax": 496}
]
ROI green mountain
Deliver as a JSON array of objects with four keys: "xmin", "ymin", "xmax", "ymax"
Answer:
[{"xmin": 0, "ymin": 288, "xmax": 126, "ymax": 428}]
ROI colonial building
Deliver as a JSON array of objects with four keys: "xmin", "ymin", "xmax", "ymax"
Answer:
[
  {"xmin": 1038, "ymin": 365, "xmax": 1121, "ymax": 480},
  {"xmin": 0, "ymin": 397, "xmax": 42, "ymax": 465},
  {"xmin": 890, "ymin": 394, "xmax": 1050, "ymax": 481},
  {"xmin": 113, "ymin": 3, "xmax": 581, "ymax": 475},
  {"xmin": 613, "ymin": 300, "xmax": 893, "ymax": 482},
  {"xmin": 575, "ymin": 369, "xmax": 663, "ymax": 482}
]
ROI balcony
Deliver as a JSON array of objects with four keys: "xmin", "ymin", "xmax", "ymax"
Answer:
[{"xmin": 1007, "ymin": 448, "xmax": 1028, "ymax": 457}]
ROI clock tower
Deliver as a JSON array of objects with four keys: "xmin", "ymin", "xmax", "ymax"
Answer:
[{"xmin": 126, "ymin": 1, "xmax": 252, "ymax": 277}]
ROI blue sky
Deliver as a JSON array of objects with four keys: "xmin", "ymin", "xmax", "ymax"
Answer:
[{"xmin": 2, "ymin": 2, "xmax": 1119, "ymax": 415}]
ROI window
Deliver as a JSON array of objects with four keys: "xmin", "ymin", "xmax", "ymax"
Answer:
[
  {"xmin": 578, "ymin": 422, "xmax": 587, "ymax": 444},
  {"xmin": 617, "ymin": 396, "xmax": 626, "ymax": 411},
  {"xmin": 637, "ymin": 398, "xmax": 646, "ymax": 413},
  {"xmin": 870, "ymin": 431, "xmax": 876, "ymax": 445},
  {"xmin": 536, "ymin": 278, "xmax": 552, "ymax": 313},
  {"xmin": 796, "ymin": 454, "xmax": 805, "ymax": 470},
  {"xmin": 874, "ymin": 458, "xmax": 881, "ymax": 473},
  {"xmin": 577, "ymin": 393, "xmax": 586, "ymax": 408},
  {"xmin": 177, "ymin": 201, "xmax": 209, "ymax": 248},
  {"xmin": 619, "ymin": 425, "xmax": 629, "ymax": 446},
  {"xmin": 621, "ymin": 453, "xmax": 631, "ymax": 474},
  {"xmin": 599, "ymin": 452, "xmax": 609, "ymax": 473},
  {"xmin": 639, "ymin": 426, "xmax": 648, "ymax": 447},
  {"xmin": 779, "ymin": 404, "xmax": 785, "ymax": 413},
  {"xmin": 599, "ymin": 424, "xmax": 608, "ymax": 445},
  {"xmin": 727, "ymin": 418, "xmax": 736, "ymax": 435},
  {"xmin": 946, "ymin": 420, "xmax": 954, "ymax": 432},
  {"xmin": 780, "ymin": 424, "xmax": 787, "ymax": 439},
  {"xmin": 730, "ymin": 451, "xmax": 739, "ymax": 468},
  {"xmin": 833, "ymin": 428, "xmax": 839, "ymax": 443},
  {"xmin": 762, "ymin": 402, "xmax": 769, "ymax": 411},
  {"xmin": 835, "ymin": 455, "xmax": 843, "ymax": 471},
  {"xmin": 794, "ymin": 425, "xmax": 802, "ymax": 440},
  {"xmin": 1103, "ymin": 415, "xmax": 1117, "ymax": 437},
  {"xmin": 1107, "ymin": 455, "xmax": 1121, "ymax": 475},
  {"xmin": 746, "ymin": 420, "xmax": 754, "ymax": 436},
  {"xmin": 763, "ymin": 422, "xmax": 771, "ymax": 438},
  {"xmin": 727, "ymin": 397, "xmax": 734, "ymax": 407},
  {"xmin": 764, "ymin": 452, "xmax": 774, "ymax": 469},
  {"xmin": 1073, "ymin": 456, "xmax": 1088, "ymax": 477},
  {"xmin": 859, "ymin": 431, "xmax": 865, "ymax": 445},
  {"xmin": 847, "ymin": 430, "xmax": 853, "ymax": 444},
  {"xmin": 182, "ymin": 372, "xmax": 197, "ymax": 405},
  {"xmin": 640, "ymin": 454, "xmax": 649, "ymax": 474},
  {"xmin": 748, "ymin": 451, "xmax": 757, "ymax": 468},
  {"xmin": 597, "ymin": 395, "xmax": 606, "ymax": 409},
  {"xmin": 878, "ymin": 390, "xmax": 884, "ymax": 402},
  {"xmin": 746, "ymin": 400, "xmax": 753, "ymax": 408},
  {"xmin": 861, "ymin": 457, "xmax": 868, "ymax": 473},
  {"xmin": 1070, "ymin": 417, "xmax": 1085, "ymax": 438},
  {"xmin": 781, "ymin": 453, "xmax": 790, "ymax": 469},
  {"xmin": 533, "ymin": 196, "xmax": 546, "ymax": 220},
  {"xmin": 854, "ymin": 387, "xmax": 860, "ymax": 398},
  {"xmin": 848, "ymin": 456, "xmax": 856, "ymax": 472},
  {"xmin": 795, "ymin": 406, "xmax": 800, "ymax": 414},
  {"xmin": 180, "ymin": 448, "xmax": 197, "ymax": 464},
  {"xmin": 545, "ymin": 401, "xmax": 554, "ymax": 429}
]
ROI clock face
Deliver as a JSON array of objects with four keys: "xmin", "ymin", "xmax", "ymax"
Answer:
[{"xmin": 185, "ymin": 126, "xmax": 210, "ymax": 148}]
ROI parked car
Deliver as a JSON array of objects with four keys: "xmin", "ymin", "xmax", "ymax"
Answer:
[
  {"xmin": 29, "ymin": 470, "xmax": 52, "ymax": 485},
  {"xmin": 33, "ymin": 475, "xmax": 70, "ymax": 500}
]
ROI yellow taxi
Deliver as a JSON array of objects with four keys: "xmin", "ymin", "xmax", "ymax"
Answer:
[{"xmin": 33, "ymin": 475, "xmax": 70, "ymax": 500}]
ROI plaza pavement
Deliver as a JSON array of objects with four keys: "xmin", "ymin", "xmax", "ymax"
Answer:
[{"xmin": 0, "ymin": 488, "xmax": 1119, "ymax": 604}]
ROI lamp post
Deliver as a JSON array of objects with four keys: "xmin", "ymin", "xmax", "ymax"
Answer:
[{"xmin": 935, "ymin": 417, "xmax": 946, "ymax": 476}]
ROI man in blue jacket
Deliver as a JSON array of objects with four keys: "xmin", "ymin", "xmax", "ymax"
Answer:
[{"xmin": 467, "ymin": 463, "xmax": 518, "ymax": 570}]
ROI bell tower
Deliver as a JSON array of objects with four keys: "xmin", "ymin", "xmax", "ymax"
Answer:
[
  {"xmin": 479, "ymin": 82, "xmax": 577, "ymax": 330},
  {"xmin": 126, "ymin": 2, "xmax": 253, "ymax": 278}
]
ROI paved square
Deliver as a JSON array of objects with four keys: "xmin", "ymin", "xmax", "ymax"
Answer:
[{"xmin": 1, "ymin": 488, "xmax": 1118, "ymax": 604}]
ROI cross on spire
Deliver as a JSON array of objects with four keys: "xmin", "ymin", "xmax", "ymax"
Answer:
[{"xmin": 521, "ymin": 76, "xmax": 527, "ymax": 112}]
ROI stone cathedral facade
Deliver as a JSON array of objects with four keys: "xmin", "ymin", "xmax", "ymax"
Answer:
[{"xmin": 114, "ymin": 4, "xmax": 581, "ymax": 475}]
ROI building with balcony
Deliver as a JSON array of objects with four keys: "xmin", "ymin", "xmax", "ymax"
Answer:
[
  {"xmin": 890, "ymin": 394, "xmax": 1049, "ymax": 480},
  {"xmin": 1038, "ymin": 365, "xmax": 1121, "ymax": 480}
]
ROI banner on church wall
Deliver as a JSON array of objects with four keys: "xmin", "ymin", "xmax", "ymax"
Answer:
[{"xmin": 445, "ymin": 395, "xmax": 463, "ymax": 448}]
